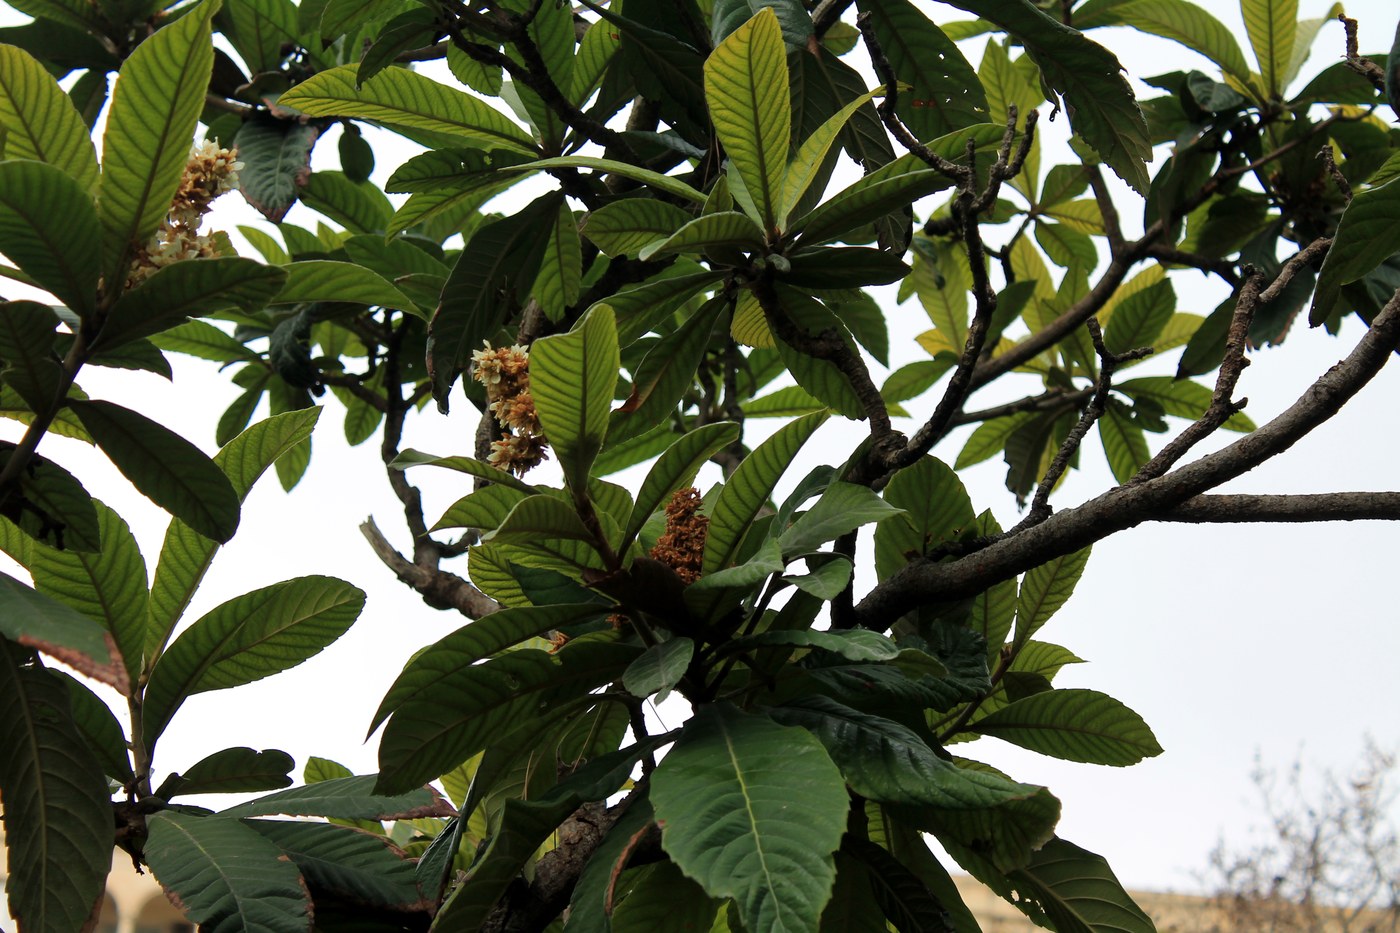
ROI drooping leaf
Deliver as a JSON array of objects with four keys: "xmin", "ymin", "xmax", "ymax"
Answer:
[
  {"xmin": 529, "ymin": 304, "xmax": 620, "ymax": 493},
  {"xmin": 142, "ymin": 575, "xmax": 365, "ymax": 743},
  {"xmin": 159, "ymin": 746, "xmax": 295, "ymax": 797},
  {"xmin": 0, "ymin": 641, "xmax": 112, "ymax": 933},
  {"xmin": 946, "ymin": 0, "xmax": 1152, "ymax": 192},
  {"xmin": 704, "ymin": 7, "xmax": 789, "ymax": 232},
  {"xmin": 98, "ymin": 0, "xmax": 219, "ymax": 285},
  {"xmin": 0, "ymin": 160, "xmax": 99, "ymax": 316},
  {"xmin": 971, "ymin": 688, "xmax": 1162, "ymax": 765},
  {"xmin": 277, "ymin": 63, "xmax": 538, "ymax": 154},
  {"xmin": 232, "ymin": 114, "xmax": 323, "ymax": 223},
  {"xmin": 0, "ymin": 45, "xmax": 99, "ymax": 190},
  {"xmin": 427, "ymin": 194, "xmax": 558, "ymax": 408},
  {"xmin": 1003, "ymin": 836, "xmax": 1156, "ymax": 932},
  {"xmin": 535, "ymin": 201, "xmax": 582, "ymax": 321},
  {"xmin": 144, "ymin": 811, "xmax": 313, "ymax": 933},
  {"xmin": 651, "ymin": 703, "xmax": 849, "ymax": 933},
  {"xmin": 68, "ymin": 399, "xmax": 240, "ymax": 543},
  {"xmin": 854, "ymin": 0, "xmax": 987, "ymax": 142},
  {"xmin": 0, "ymin": 571, "xmax": 122, "ymax": 691}
]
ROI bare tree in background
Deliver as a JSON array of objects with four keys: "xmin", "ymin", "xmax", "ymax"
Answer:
[{"xmin": 1205, "ymin": 741, "xmax": 1400, "ymax": 932}]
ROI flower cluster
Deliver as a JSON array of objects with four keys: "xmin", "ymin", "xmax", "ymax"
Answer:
[
  {"xmin": 649, "ymin": 487, "xmax": 708, "ymax": 584},
  {"xmin": 125, "ymin": 141, "xmax": 242, "ymax": 289},
  {"xmin": 472, "ymin": 342, "xmax": 549, "ymax": 476}
]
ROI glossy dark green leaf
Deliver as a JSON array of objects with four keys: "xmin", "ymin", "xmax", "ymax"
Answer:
[
  {"xmin": 69, "ymin": 399, "xmax": 240, "ymax": 543},
  {"xmin": 144, "ymin": 812, "xmax": 313, "ymax": 933},
  {"xmin": 0, "ymin": 642, "xmax": 112, "ymax": 933},
  {"xmin": 652, "ymin": 703, "xmax": 849, "ymax": 933},
  {"xmin": 0, "ymin": 443, "xmax": 101, "ymax": 552},
  {"xmin": 50, "ymin": 669, "xmax": 133, "ymax": 782},
  {"xmin": 143, "ymin": 575, "xmax": 364, "ymax": 742}
]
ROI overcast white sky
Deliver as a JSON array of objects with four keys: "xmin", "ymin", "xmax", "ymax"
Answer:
[{"xmin": 2, "ymin": 0, "xmax": 1398, "ymax": 900}]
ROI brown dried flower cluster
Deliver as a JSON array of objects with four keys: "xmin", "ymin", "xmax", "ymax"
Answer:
[
  {"xmin": 649, "ymin": 487, "xmax": 708, "ymax": 584},
  {"xmin": 472, "ymin": 342, "xmax": 549, "ymax": 475},
  {"xmin": 125, "ymin": 141, "xmax": 242, "ymax": 289}
]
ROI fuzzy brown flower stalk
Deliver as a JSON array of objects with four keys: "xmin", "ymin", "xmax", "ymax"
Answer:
[
  {"xmin": 649, "ymin": 487, "xmax": 708, "ymax": 584},
  {"xmin": 125, "ymin": 141, "xmax": 242, "ymax": 289},
  {"xmin": 472, "ymin": 342, "xmax": 550, "ymax": 476}
]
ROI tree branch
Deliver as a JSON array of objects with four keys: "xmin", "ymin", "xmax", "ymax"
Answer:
[
  {"xmin": 854, "ymin": 286, "xmax": 1400, "ymax": 625},
  {"xmin": 359, "ymin": 517, "xmax": 501, "ymax": 616},
  {"xmin": 1157, "ymin": 493, "xmax": 1400, "ymax": 523}
]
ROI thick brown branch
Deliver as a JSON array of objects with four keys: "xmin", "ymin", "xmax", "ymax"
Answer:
[
  {"xmin": 854, "ymin": 287, "xmax": 1400, "ymax": 625},
  {"xmin": 1158, "ymin": 493, "xmax": 1400, "ymax": 523},
  {"xmin": 360, "ymin": 517, "xmax": 501, "ymax": 617}
]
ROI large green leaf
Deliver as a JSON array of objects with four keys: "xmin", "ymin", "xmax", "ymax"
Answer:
[
  {"xmin": 147, "ymin": 409, "xmax": 321, "ymax": 661},
  {"xmin": 369, "ymin": 603, "xmax": 606, "ymax": 733},
  {"xmin": 0, "ymin": 642, "xmax": 112, "ymax": 933},
  {"xmin": 779, "ymin": 89, "xmax": 884, "ymax": 226},
  {"xmin": 623, "ymin": 421, "xmax": 740, "ymax": 549},
  {"xmin": 1241, "ymin": 0, "xmax": 1296, "ymax": 97},
  {"xmin": 1076, "ymin": 0, "xmax": 1250, "ymax": 83},
  {"xmin": 271, "ymin": 260, "xmax": 418, "ymax": 314},
  {"xmin": 23, "ymin": 501, "xmax": 147, "ymax": 685},
  {"xmin": 142, "ymin": 575, "xmax": 364, "ymax": 743},
  {"xmin": 50, "ymin": 669, "xmax": 133, "ymax": 782},
  {"xmin": 1004, "ymin": 837, "xmax": 1156, "ymax": 932},
  {"xmin": 0, "ymin": 45, "xmax": 98, "ymax": 190},
  {"xmin": 219, "ymin": 774, "xmax": 452, "ymax": 820},
  {"xmin": 970, "ymin": 688, "xmax": 1162, "ymax": 765},
  {"xmin": 535, "ymin": 201, "xmax": 582, "ymax": 321},
  {"xmin": 1117, "ymin": 376, "xmax": 1254, "ymax": 432},
  {"xmin": 651, "ymin": 703, "xmax": 849, "ymax": 933},
  {"xmin": 874, "ymin": 456, "xmax": 975, "ymax": 581},
  {"xmin": 779, "ymin": 481, "xmax": 904, "ymax": 556},
  {"xmin": 1310, "ymin": 176, "xmax": 1400, "ymax": 324},
  {"xmin": 389, "ymin": 448, "xmax": 538, "ymax": 494},
  {"xmin": 298, "ymin": 170, "xmax": 391, "ymax": 234},
  {"xmin": 581, "ymin": 197, "xmax": 695, "ymax": 258},
  {"xmin": 144, "ymin": 812, "xmax": 313, "ymax": 933},
  {"xmin": 68, "ymin": 399, "xmax": 240, "ymax": 543},
  {"xmin": 160, "ymin": 746, "xmax": 295, "ymax": 797},
  {"xmin": 612, "ymin": 860, "xmax": 720, "ymax": 933},
  {"xmin": 375, "ymin": 639, "xmax": 637, "ymax": 794},
  {"xmin": 1013, "ymin": 546, "xmax": 1089, "ymax": 649},
  {"xmin": 426, "ymin": 194, "xmax": 557, "ymax": 408},
  {"xmin": 854, "ymin": 0, "xmax": 987, "ymax": 143},
  {"xmin": 244, "ymin": 820, "xmax": 428, "ymax": 911},
  {"xmin": 637, "ymin": 211, "xmax": 766, "ymax": 260},
  {"xmin": 703, "ymin": 411, "xmax": 828, "ymax": 575},
  {"xmin": 624, "ymin": 637, "xmax": 695, "ymax": 699},
  {"xmin": 529, "ymin": 304, "xmax": 620, "ymax": 493},
  {"xmin": 0, "ymin": 160, "xmax": 99, "ymax": 316},
  {"xmin": 98, "ymin": 0, "xmax": 219, "ymax": 286},
  {"xmin": 98, "ymin": 257, "xmax": 287, "ymax": 351},
  {"xmin": 277, "ymin": 63, "xmax": 537, "ymax": 154},
  {"xmin": 946, "ymin": 0, "xmax": 1152, "ymax": 192},
  {"xmin": 772, "ymin": 697, "xmax": 1039, "ymax": 810},
  {"xmin": 704, "ymin": 7, "xmax": 789, "ymax": 232}
]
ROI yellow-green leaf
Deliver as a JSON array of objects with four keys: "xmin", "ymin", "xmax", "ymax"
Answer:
[
  {"xmin": 703, "ymin": 7, "xmax": 789, "ymax": 233},
  {"xmin": 0, "ymin": 45, "xmax": 99, "ymax": 190},
  {"xmin": 1241, "ymin": 0, "xmax": 1296, "ymax": 98}
]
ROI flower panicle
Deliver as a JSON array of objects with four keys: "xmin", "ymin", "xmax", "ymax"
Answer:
[{"xmin": 472, "ymin": 342, "xmax": 549, "ymax": 476}]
